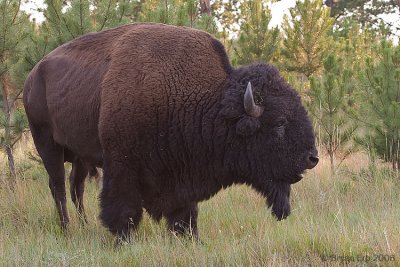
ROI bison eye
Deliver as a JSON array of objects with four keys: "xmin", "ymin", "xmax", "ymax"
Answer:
[{"xmin": 275, "ymin": 117, "xmax": 287, "ymax": 128}]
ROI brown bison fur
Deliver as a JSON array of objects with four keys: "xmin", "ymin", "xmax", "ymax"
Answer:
[
  {"xmin": 23, "ymin": 27, "xmax": 112, "ymax": 226},
  {"xmin": 23, "ymin": 23, "xmax": 318, "ymax": 239}
]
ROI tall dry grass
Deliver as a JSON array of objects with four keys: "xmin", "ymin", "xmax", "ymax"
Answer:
[{"xmin": 0, "ymin": 140, "xmax": 399, "ymax": 266}]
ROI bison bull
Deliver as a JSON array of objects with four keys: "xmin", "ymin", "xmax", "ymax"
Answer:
[{"xmin": 23, "ymin": 23, "xmax": 318, "ymax": 239}]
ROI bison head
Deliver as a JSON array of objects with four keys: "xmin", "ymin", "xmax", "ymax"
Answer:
[{"xmin": 219, "ymin": 63, "xmax": 318, "ymax": 220}]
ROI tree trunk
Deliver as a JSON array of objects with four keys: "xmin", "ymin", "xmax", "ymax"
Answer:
[
  {"xmin": 329, "ymin": 135, "xmax": 335, "ymax": 174},
  {"xmin": 200, "ymin": 0, "xmax": 211, "ymax": 15},
  {"xmin": 6, "ymin": 146, "xmax": 16, "ymax": 177},
  {"xmin": 1, "ymin": 76, "xmax": 17, "ymax": 177}
]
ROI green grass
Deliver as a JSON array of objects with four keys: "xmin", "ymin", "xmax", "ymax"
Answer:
[{"xmin": 1, "ymin": 151, "xmax": 399, "ymax": 266}]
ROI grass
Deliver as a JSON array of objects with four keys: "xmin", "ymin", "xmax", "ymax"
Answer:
[{"xmin": 1, "ymin": 145, "xmax": 400, "ymax": 266}]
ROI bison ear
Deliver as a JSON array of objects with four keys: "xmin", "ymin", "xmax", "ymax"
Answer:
[{"xmin": 236, "ymin": 117, "xmax": 260, "ymax": 136}]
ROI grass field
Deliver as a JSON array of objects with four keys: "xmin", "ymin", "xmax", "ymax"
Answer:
[{"xmin": 1, "ymin": 144, "xmax": 399, "ymax": 266}]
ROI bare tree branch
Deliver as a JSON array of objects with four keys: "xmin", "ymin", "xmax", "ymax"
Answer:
[{"xmin": 99, "ymin": 0, "xmax": 112, "ymax": 31}]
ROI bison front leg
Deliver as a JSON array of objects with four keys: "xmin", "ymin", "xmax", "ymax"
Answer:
[
  {"xmin": 166, "ymin": 202, "xmax": 199, "ymax": 238},
  {"xmin": 69, "ymin": 158, "xmax": 89, "ymax": 224},
  {"xmin": 100, "ymin": 160, "xmax": 143, "ymax": 242}
]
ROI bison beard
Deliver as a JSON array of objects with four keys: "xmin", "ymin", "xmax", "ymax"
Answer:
[
  {"xmin": 258, "ymin": 182, "xmax": 291, "ymax": 220},
  {"xmin": 23, "ymin": 23, "xmax": 318, "ymax": 240}
]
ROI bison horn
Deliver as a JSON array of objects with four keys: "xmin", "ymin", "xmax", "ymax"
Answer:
[{"xmin": 244, "ymin": 82, "xmax": 264, "ymax": 118}]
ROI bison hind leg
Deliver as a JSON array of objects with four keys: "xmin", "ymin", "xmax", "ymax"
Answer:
[
  {"xmin": 69, "ymin": 158, "xmax": 89, "ymax": 224},
  {"xmin": 166, "ymin": 202, "xmax": 199, "ymax": 238},
  {"xmin": 29, "ymin": 124, "xmax": 70, "ymax": 229}
]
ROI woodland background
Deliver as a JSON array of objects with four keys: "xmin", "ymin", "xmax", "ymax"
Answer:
[{"xmin": 0, "ymin": 0, "xmax": 400, "ymax": 265}]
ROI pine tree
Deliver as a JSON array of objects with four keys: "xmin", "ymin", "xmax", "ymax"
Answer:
[
  {"xmin": 333, "ymin": 22, "xmax": 381, "ymax": 75},
  {"xmin": 213, "ymin": 0, "xmax": 241, "ymax": 36},
  {"xmin": 281, "ymin": 0, "xmax": 334, "ymax": 79},
  {"xmin": 0, "ymin": 0, "xmax": 31, "ymax": 177},
  {"xmin": 355, "ymin": 42, "xmax": 400, "ymax": 171},
  {"xmin": 39, "ymin": 0, "xmax": 139, "ymax": 50},
  {"xmin": 325, "ymin": 0, "xmax": 400, "ymax": 36},
  {"xmin": 23, "ymin": 22, "xmax": 53, "ymax": 69},
  {"xmin": 308, "ymin": 54, "xmax": 356, "ymax": 173},
  {"xmin": 233, "ymin": 0, "xmax": 279, "ymax": 65},
  {"xmin": 139, "ymin": 0, "xmax": 217, "ymax": 33}
]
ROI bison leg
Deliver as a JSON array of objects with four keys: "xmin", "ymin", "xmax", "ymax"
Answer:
[
  {"xmin": 100, "ymin": 160, "xmax": 143, "ymax": 241},
  {"xmin": 30, "ymin": 125, "xmax": 69, "ymax": 229},
  {"xmin": 166, "ymin": 202, "xmax": 199, "ymax": 238},
  {"xmin": 69, "ymin": 158, "xmax": 89, "ymax": 224}
]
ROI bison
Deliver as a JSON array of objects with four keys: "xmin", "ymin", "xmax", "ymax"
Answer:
[{"xmin": 23, "ymin": 23, "xmax": 318, "ymax": 239}]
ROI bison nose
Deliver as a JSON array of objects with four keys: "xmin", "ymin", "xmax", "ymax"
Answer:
[{"xmin": 305, "ymin": 151, "xmax": 319, "ymax": 169}]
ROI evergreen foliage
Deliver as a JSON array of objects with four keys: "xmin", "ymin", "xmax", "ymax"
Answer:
[
  {"xmin": 325, "ymin": 0, "xmax": 400, "ymax": 36},
  {"xmin": 281, "ymin": 0, "xmax": 334, "ymax": 78},
  {"xmin": 233, "ymin": 0, "xmax": 279, "ymax": 65},
  {"xmin": 308, "ymin": 54, "xmax": 356, "ymax": 173},
  {"xmin": 332, "ymin": 23, "xmax": 380, "ymax": 76},
  {"xmin": 355, "ymin": 42, "xmax": 400, "ymax": 171},
  {"xmin": 0, "ymin": 0, "xmax": 31, "ymax": 177},
  {"xmin": 40, "ymin": 0, "xmax": 139, "ymax": 49},
  {"xmin": 213, "ymin": 0, "xmax": 241, "ymax": 36},
  {"xmin": 139, "ymin": 0, "xmax": 217, "ymax": 33}
]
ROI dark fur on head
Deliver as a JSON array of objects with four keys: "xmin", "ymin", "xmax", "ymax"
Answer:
[{"xmin": 219, "ymin": 63, "xmax": 316, "ymax": 219}]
